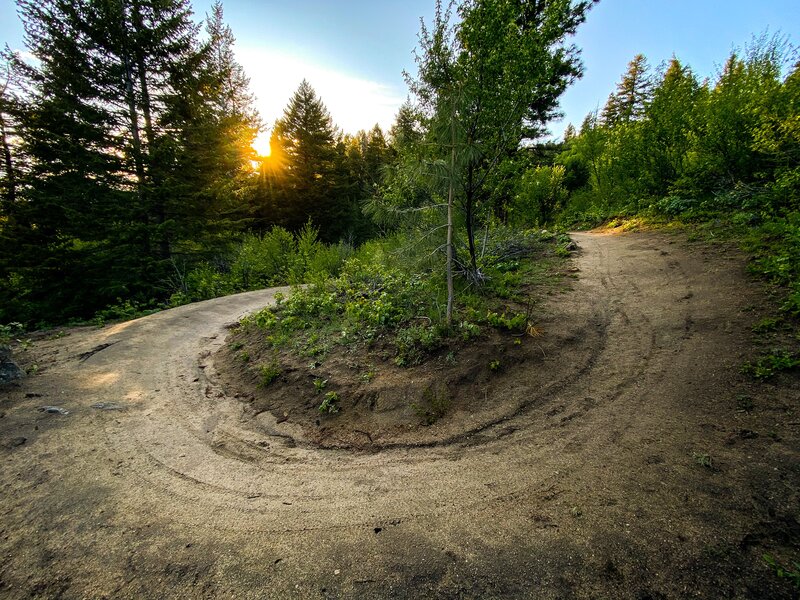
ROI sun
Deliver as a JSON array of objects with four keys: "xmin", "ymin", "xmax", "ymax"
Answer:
[{"xmin": 252, "ymin": 131, "xmax": 272, "ymax": 157}]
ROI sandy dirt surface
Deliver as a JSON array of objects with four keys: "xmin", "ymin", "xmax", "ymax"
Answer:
[{"xmin": 0, "ymin": 231, "xmax": 798, "ymax": 599}]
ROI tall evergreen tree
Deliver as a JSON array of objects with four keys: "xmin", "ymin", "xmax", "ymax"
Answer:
[
  {"xmin": 754, "ymin": 60, "xmax": 800, "ymax": 209},
  {"xmin": 0, "ymin": 52, "xmax": 20, "ymax": 210},
  {"xmin": 641, "ymin": 57, "xmax": 702, "ymax": 194},
  {"xmin": 696, "ymin": 39, "xmax": 785, "ymax": 188},
  {"xmin": 11, "ymin": 0, "xmax": 135, "ymax": 320},
  {"xmin": 271, "ymin": 80, "xmax": 349, "ymax": 240},
  {"xmin": 601, "ymin": 54, "xmax": 653, "ymax": 125},
  {"xmin": 388, "ymin": 100, "xmax": 424, "ymax": 153},
  {"xmin": 0, "ymin": 50, "xmax": 28, "ymax": 321},
  {"xmin": 3, "ymin": 0, "xmax": 260, "ymax": 323},
  {"xmin": 163, "ymin": 0, "xmax": 260, "ymax": 256}
]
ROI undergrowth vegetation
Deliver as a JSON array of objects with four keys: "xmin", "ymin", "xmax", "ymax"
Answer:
[
  {"xmin": 168, "ymin": 222, "xmax": 352, "ymax": 307},
  {"xmin": 239, "ymin": 227, "xmax": 570, "ymax": 369},
  {"xmin": 52, "ymin": 223, "xmax": 353, "ymax": 328}
]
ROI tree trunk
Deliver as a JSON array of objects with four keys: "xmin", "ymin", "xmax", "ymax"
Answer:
[
  {"xmin": 0, "ymin": 112, "xmax": 16, "ymax": 206},
  {"xmin": 122, "ymin": 54, "xmax": 146, "ymax": 201},
  {"xmin": 446, "ymin": 108, "xmax": 455, "ymax": 327},
  {"xmin": 132, "ymin": 0, "xmax": 170, "ymax": 261},
  {"xmin": 132, "ymin": 1, "xmax": 155, "ymax": 149},
  {"xmin": 121, "ymin": 33, "xmax": 151, "ymax": 258},
  {"xmin": 465, "ymin": 163, "xmax": 478, "ymax": 274}
]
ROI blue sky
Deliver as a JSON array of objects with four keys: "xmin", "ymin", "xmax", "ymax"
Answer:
[{"xmin": 2, "ymin": 0, "xmax": 798, "ymax": 143}]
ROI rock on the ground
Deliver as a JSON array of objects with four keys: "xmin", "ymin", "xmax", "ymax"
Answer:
[{"xmin": 0, "ymin": 346, "xmax": 24, "ymax": 384}]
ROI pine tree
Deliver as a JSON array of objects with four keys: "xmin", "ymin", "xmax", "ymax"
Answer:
[
  {"xmin": 754, "ymin": 60, "xmax": 800, "ymax": 209},
  {"xmin": 11, "ymin": 0, "xmax": 134, "ymax": 320},
  {"xmin": 697, "ymin": 38, "xmax": 786, "ymax": 188},
  {"xmin": 272, "ymin": 80, "xmax": 349, "ymax": 239},
  {"xmin": 5, "ymin": 0, "xmax": 260, "ymax": 322},
  {"xmin": 0, "ymin": 50, "xmax": 28, "ymax": 321},
  {"xmin": 388, "ymin": 100, "xmax": 423, "ymax": 153},
  {"xmin": 0, "ymin": 52, "xmax": 20, "ymax": 210},
  {"xmin": 163, "ymin": 0, "xmax": 260, "ymax": 256},
  {"xmin": 602, "ymin": 54, "xmax": 653, "ymax": 125},
  {"xmin": 642, "ymin": 57, "xmax": 702, "ymax": 193},
  {"xmin": 563, "ymin": 123, "xmax": 577, "ymax": 144}
]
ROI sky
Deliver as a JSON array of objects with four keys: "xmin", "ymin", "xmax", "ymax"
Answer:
[{"xmin": 2, "ymin": 0, "xmax": 799, "ymax": 149}]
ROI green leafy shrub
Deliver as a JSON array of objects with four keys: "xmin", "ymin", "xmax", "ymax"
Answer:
[
  {"xmin": 177, "ymin": 262, "xmax": 234, "ymax": 304},
  {"xmin": 653, "ymin": 196, "xmax": 700, "ymax": 216},
  {"xmin": 230, "ymin": 228, "xmax": 296, "ymax": 289},
  {"xmin": 763, "ymin": 554, "xmax": 800, "ymax": 590},
  {"xmin": 486, "ymin": 311, "xmax": 528, "ymax": 332},
  {"xmin": 319, "ymin": 391, "xmax": 340, "ymax": 414},
  {"xmin": 742, "ymin": 349, "xmax": 800, "ymax": 379},
  {"xmin": 412, "ymin": 385, "xmax": 450, "ymax": 425},
  {"xmin": 258, "ymin": 359, "xmax": 282, "ymax": 387},
  {"xmin": 395, "ymin": 324, "xmax": 445, "ymax": 366},
  {"xmin": 511, "ymin": 164, "xmax": 569, "ymax": 226},
  {"xmin": 459, "ymin": 320, "xmax": 481, "ymax": 340},
  {"xmin": 0, "ymin": 322, "xmax": 24, "ymax": 346},
  {"xmin": 94, "ymin": 298, "xmax": 163, "ymax": 324},
  {"xmin": 175, "ymin": 225, "xmax": 350, "ymax": 305}
]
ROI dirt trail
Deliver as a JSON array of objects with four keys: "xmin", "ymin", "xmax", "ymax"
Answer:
[{"xmin": 0, "ymin": 231, "xmax": 798, "ymax": 599}]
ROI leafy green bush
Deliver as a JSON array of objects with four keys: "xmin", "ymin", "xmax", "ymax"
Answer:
[
  {"xmin": 395, "ymin": 324, "xmax": 446, "ymax": 366},
  {"xmin": 763, "ymin": 554, "xmax": 800, "ymax": 590},
  {"xmin": 258, "ymin": 359, "xmax": 282, "ymax": 387},
  {"xmin": 94, "ymin": 298, "xmax": 163, "ymax": 325},
  {"xmin": 0, "ymin": 322, "xmax": 24, "ymax": 346},
  {"xmin": 486, "ymin": 310, "xmax": 528, "ymax": 332},
  {"xmin": 742, "ymin": 349, "xmax": 800, "ymax": 379},
  {"xmin": 652, "ymin": 196, "xmax": 700, "ymax": 216},
  {"xmin": 319, "ymin": 391, "xmax": 340, "ymax": 414},
  {"xmin": 183, "ymin": 263, "xmax": 234, "ymax": 303},
  {"xmin": 230, "ymin": 228, "xmax": 296, "ymax": 289},
  {"xmin": 511, "ymin": 165, "xmax": 569, "ymax": 226},
  {"xmin": 173, "ymin": 224, "xmax": 350, "ymax": 305}
]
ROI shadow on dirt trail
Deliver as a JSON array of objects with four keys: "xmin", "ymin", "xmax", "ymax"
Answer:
[{"xmin": 0, "ymin": 231, "xmax": 798, "ymax": 599}]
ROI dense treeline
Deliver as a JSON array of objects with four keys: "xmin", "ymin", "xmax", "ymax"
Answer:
[
  {"xmin": 0, "ymin": 0, "xmax": 260, "ymax": 324},
  {"xmin": 555, "ymin": 36, "xmax": 798, "ymax": 219},
  {"xmin": 0, "ymin": 0, "xmax": 597, "ymax": 327},
  {"xmin": 543, "ymin": 34, "xmax": 799, "ymax": 313},
  {"xmin": 0, "ymin": 0, "xmax": 393, "ymax": 326},
  {"xmin": 256, "ymin": 81, "xmax": 389, "ymax": 243}
]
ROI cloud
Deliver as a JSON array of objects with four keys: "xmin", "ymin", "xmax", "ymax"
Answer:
[{"xmin": 235, "ymin": 46, "xmax": 405, "ymax": 135}]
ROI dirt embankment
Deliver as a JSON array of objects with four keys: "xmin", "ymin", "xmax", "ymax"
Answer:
[{"xmin": 0, "ymin": 230, "xmax": 798, "ymax": 599}]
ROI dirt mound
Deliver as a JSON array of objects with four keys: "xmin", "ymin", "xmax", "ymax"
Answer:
[{"xmin": 216, "ymin": 302, "xmax": 601, "ymax": 449}]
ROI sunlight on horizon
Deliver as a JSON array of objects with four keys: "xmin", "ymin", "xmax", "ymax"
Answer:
[
  {"xmin": 252, "ymin": 131, "xmax": 272, "ymax": 157},
  {"xmin": 235, "ymin": 46, "xmax": 405, "ymax": 137}
]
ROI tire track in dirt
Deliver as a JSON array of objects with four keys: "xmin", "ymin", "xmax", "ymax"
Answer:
[{"xmin": 1, "ymin": 231, "xmax": 798, "ymax": 599}]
